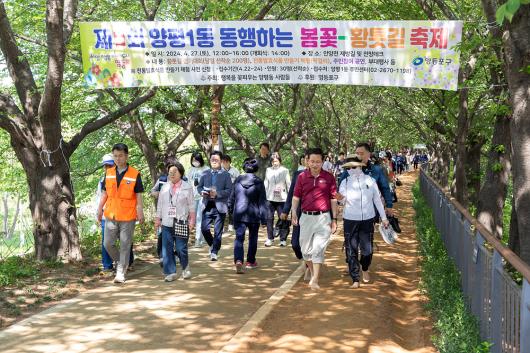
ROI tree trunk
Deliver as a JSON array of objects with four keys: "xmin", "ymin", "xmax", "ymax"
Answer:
[
  {"xmin": 466, "ymin": 138, "xmax": 484, "ymax": 208},
  {"xmin": 502, "ymin": 6, "xmax": 530, "ymax": 264},
  {"xmin": 453, "ymin": 81, "xmax": 470, "ymax": 207}
]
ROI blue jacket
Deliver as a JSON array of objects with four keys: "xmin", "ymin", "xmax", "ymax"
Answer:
[
  {"xmin": 339, "ymin": 162, "xmax": 393, "ymax": 209},
  {"xmin": 282, "ymin": 169, "xmax": 303, "ymax": 217},
  {"xmin": 197, "ymin": 169, "xmax": 233, "ymax": 214},
  {"xmin": 228, "ymin": 174, "xmax": 268, "ymax": 224}
]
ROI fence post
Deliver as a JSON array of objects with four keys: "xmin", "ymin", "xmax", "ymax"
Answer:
[
  {"xmin": 490, "ymin": 249, "xmax": 503, "ymax": 353},
  {"xmin": 521, "ymin": 279, "xmax": 530, "ymax": 353}
]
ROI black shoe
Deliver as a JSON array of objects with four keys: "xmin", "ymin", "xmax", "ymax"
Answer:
[{"xmin": 388, "ymin": 216, "xmax": 402, "ymax": 233}]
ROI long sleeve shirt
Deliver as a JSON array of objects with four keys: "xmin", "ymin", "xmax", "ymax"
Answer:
[
  {"xmin": 156, "ymin": 180, "xmax": 196, "ymax": 227},
  {"xmin": 339, "ymin": 173, "xmax": 387, "ymax": 222}
]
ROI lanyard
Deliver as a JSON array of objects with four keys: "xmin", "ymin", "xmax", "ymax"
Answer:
[{"xmin": 168, "ymin": 185, "xmax": 182, "ymax": 207}]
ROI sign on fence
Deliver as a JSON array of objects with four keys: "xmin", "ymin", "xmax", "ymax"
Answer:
[{"xmin": 80, "ymin": 20, "xmax": 462, "ymax": 90}]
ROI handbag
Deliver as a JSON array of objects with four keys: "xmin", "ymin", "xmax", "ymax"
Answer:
[
  {"xmin": 395, "ymin": 178, "xmax": 403, "ymax": 187},
  {"xmin": 173, "ymin": 218, "xmax": 189, "ymax": 240},
  {"xmin": 274, "ymin": 218, "xmax": 291, "ymax": 238}
]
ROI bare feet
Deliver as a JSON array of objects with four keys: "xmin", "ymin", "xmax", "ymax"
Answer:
[
  {"xmin": 304, "ymin": 267, "xmax": 311, "ymax": 281},
  {"xmin": 309, "ymin": 278, "xmax": 320, "ymax": 290},
  {"xmin": 362, "ymin": 270, "xmax": 370, "ymax": 283},
  {"xmin": 351, "ymin": 281, "xmax": 360, "ymax": 288}
]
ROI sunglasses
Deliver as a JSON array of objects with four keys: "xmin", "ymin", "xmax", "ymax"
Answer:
[{"xmin": 344, "ymin": 166, "xmax": 359, "ymax": 170}]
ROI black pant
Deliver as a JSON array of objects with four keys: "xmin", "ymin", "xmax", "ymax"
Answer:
[
  {"xmin": 344, "ymin": 218, "xmax": 375, "ymax": 282},
  {"xmin": 267, "ymin": 201, "xmax": 288, "ymax": 241}
]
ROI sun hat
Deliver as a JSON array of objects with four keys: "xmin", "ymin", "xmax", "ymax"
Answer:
[
  {"xmin": 101, "ymin": 153, "xmax": 114, "ymax": 166},
  {"xmin": 342, "ymin": 156, "xmax": 366, "ymax": 169}
]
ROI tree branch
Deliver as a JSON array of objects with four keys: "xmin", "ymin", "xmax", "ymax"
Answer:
[
  {"xmin": 254, "ymin": 0, "xmax": 279, "ymax": 20},
  {"xmin": 67, "ymin": 88, "xmax": 156, "ymax": 153},
  {"xmin": 63, "ymin": 0, "xmax": 78, "ymax": 45},
  {"xmin": 222, "ymin": 121, "xmax": 256, "ymax": 156}
]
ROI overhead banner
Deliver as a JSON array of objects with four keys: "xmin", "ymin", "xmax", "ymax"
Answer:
[{"xmin": 79, "ymin": 21, "xmax": 462, "ymax": 90}]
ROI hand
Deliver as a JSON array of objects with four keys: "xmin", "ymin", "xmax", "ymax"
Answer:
[
  {"xmin": 291, "ymin": 214, "xmax": 298, "ymax": 226},
  {"xmin": 335, "ymin": 192, "xmax": 344, "ymax": 201},
  {"xmin": 382, "ymin": 219, "xmax": 390, "ymax": 228},
  {"xmin": 385, "ymin": 208, "xmax": 394, "ymax": 217},
  {"xmin": 209, "ymin": 190, "xmax": 217, "ymax": 199},
  {"xmin": 97, "ymin": 209, "xmax": 103, "ymax": 225},
  {"xmin": 137, "ymin": 210, "xmax": 145, "ymax": 224},
  {"xmin": 280, "ymin": 213, "xmax": 288, "ymax": 220},
  {"xmin": 154, "ymin": 218, "xmax": 161, "ymax": 228},
  {"xmin": 330, "ymin": 220, "xmax": 337, "ymax": 234},
  {"xmin": 189, "ymin": 224, "xmax": 195, "ymax": 232}
]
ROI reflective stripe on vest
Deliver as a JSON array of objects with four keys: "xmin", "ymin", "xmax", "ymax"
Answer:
[{"xmin": 104, "ymin": 166, "xmax": 139, "ymax": 221}]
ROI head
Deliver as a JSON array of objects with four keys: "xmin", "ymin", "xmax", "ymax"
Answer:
[
  {"xmin": 112, "ymin": 143, "xmax": 129, "ymax": 168},
  {"xmin": 306, "ymin": 147, "xmax": 324, "ymax": 174},
  {"xmin": 271, "ymin": 152, "xmax": 282, "ymax": 168},
  {"xmin": 298, "ymin": 154, "xmax": 305, "ymax": 167},
  {"xmin": 339, "ymin": 152, "xmax": 345, "ymax": 161},
  {"xmin": 343, "ymin": 156, "xmax": 365, "ymax": 174},
  {"xmin": 167, "ymin": 161, "xmax": 185, "ymax": 183},
  {"xmin": 209, "ymin": 151, "xmax": 223, "ymax": 170},
  {"xmin": 243, "ymin": 158, "xmax": 259, "ymax": 174},
  {"xmin": 101, "ymin": 153, "xmax": 114, "ymax": 170},
  {"xmin": 355, "ymin": 142, "xmax": 371, "ymax": 164},
  {"xmin": 190, "ymin": 151, "xmax": 205, "ymax": 168},
  {"xmin": 221, "ymin": 154, "xmax": 232, "ymax": 170},
  {"xmin": 259, "ymin": 142, "xmax": 270, "ymax": 158}
]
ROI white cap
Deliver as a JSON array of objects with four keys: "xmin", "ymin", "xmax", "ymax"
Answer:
[{"xmin": 101, "ymin": 154, "xmax": 114, "ymax": 166}]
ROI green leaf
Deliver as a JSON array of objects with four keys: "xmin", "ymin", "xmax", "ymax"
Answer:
[
  {"xmin": 496, "ymin": 4, "xmax": 506, "ymax": 25},
  {"xmin": 521, "ymin": 0, "xmax": 530, "ymax": 4},
  {"xmin": 506, "ymin": 0, "xmax": 521, "ymax": 14}
]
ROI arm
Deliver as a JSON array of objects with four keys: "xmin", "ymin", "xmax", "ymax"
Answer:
[
  {"xmin": 258, "ymin": 182, "xmax": 268, "ymax": 225},
  {"xmin": 187, "ymin": 188, "xmax": 196, "ymax": 227},
  {"xmin": 197, "ymin": 173, "xmax": 205, "ymax": 194},
  {"xmin": 97, "ymin": 191, "xmax": 108, "ymax": 223},
  {"xmin": 375, "ymin": 167, "xmax": 393, "ymax": 209},
  {"xmin": 281, "ymin": 172, "xmax": 298, "ymax": 215},
  {"xmin": 291, "ymin": 197, "xmax": 301, "ymax": 226},
  {"xmin": 217, "ymin": 174, "xmax": 233, "ymax": 199},
  {"xmin": 155, "ymin": 188, "xmax": 163, "ymax": 228},
  {"xmin": 284, "ymin": 169, "xmax": 291, "ymax": 192},
  {"xmin": 150, "ymin": 180, "xmax": 160, "ymax": 197},
  {"xmin": 372, "ymin": 185, "xmax": 387, "ymax": 222},
  {"xmin": 136, "ymin": 193, "xmax": 145, "ymax": 224},
  {"xmin": 228, "ymin": 179, "xmax": 236, "ymax": 213}
]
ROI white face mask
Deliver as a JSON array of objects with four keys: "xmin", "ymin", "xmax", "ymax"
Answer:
[
  {"xmin": 348, "ymin": 168, "xmax": 363, "ymax": 176},
  {"xmin": 192, "ymin": 161, "xmax": 200, "ymax": 167}
]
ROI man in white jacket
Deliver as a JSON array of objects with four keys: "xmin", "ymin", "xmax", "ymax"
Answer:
[{"xmin": 336, "ymin": 157, "xmax": 390, "ymax": 288}]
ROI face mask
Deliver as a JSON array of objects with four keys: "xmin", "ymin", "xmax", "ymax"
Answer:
[
  {"xmin": 192, "ymin": 161, "xmax": 200, "ymax": 167},
  {"xmin": 348, "ymin": 168, "xmax": 363, "ymax": 176}
]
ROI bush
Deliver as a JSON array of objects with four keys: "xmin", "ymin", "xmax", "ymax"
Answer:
[
  {"xmin": 412, "ymin": 181, "xmax": 492, "ymax": 353},
  {"xmin": 0, "ymin": 256, "xmax": 39, "ymax": 286}
]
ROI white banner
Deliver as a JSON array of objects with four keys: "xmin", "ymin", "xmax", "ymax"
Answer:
[{"xmin": 80, "ymin": 20, "xmax": 462, "ymax": 90}]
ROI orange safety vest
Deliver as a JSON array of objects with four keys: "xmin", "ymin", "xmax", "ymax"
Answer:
[{"xmin": 104, "ymin": 165, "xmax": 139, "ymax": 221}]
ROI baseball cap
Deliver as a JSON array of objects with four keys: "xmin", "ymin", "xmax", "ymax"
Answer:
[{"xmin": 101, "ymin": 153, "xmax": 114, "ymax": 166}]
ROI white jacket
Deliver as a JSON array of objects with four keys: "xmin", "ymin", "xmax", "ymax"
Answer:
[
  {"xmin": 339, "ymin": 173, "xmax": 387, "ymax": 222},
  {"xmin": 264, "ymin": 166, "xmax": 291, "ymax": 202}
]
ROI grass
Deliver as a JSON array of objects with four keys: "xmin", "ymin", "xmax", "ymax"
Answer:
[{"xmin": 412, "ymin": 181, "xmax": 492, "ymax": 353}]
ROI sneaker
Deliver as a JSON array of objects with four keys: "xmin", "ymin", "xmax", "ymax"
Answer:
[
  {"xmin": 379, "ymin": 223, "xmax": 397, "ymax": 244},
  {"xmin": 194, "ymin": 241, "xmax": 203, "ymax": 248},
  {"xmin": 175, "ymin": 257, "xmax": 180, "ymax": 264},
  {"xmin": 245, "ymin": 261, "xmax": 258, "ymax": 269},
  {"xmin": 279, "ymin": 240, "xmax": 287, "ymax": 247},
  {"xmin": 362, "ymin": 270, "xmax": 371, "ymax": 283},
  {"xmin": 182, "ymin": 267, "xmax": 192, "ymax": 279},
  {"xmin": 264, "ymin": 239, "xmax": 274, "ymax": 247},
  {"xmin": 210, "ymin": 253, "xmax": 218, "ymax": 261},
  {"xmin": 164, "ymin": 273, "xmax": 177, "ymax": 282},
  {"xmin": 113, "ymin": 273, "xmax": 125, "ymax": 283},
  {"xmin": 235, "ymin": 260, "xmax": 245, "ymax": 274},
  {"xmin": 228, "ymin": 225, "xmax": 234, "ymax": 232}
]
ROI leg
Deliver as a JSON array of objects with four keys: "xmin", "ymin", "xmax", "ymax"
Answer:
[
  {"xmin": 359, "ymin": 219, "xmax": 375, "ymax": 276},
  {"xmin": 101, "ymin": 220, "xmax": 113, "ymax": 270},
  {"xmin": 174, "ymin": 236, "xmax": 189, "ymax": 270},
  {"xmin": 157, "ymin": 227, "xmax": 163, "ymax": 259},
  {"xmin": 309, "ymin": 214, "xmax": 332, "ymax": 289},
  {"xmin": 276, "ymin": 202, "xmax": 288, "ymax": 242},
  {"xmin": 247, "ymin": 223, "xmax": 260, "ymax": 264},
  {"xmin": 195, "ymin": 200, "xmax": 205, "ymax": 245},
  {"xmin": 233, "ymin": 221, "xmax": 246, "ymax": 263},
  {"xmin": 118, "ymin": 221, "xmax": 135, "ymax": 275},
  {"xmin": 266, "ymin": 201, "xmax": 275, "ymax": 240},
  {"xmin": 212, "ymin": 209, "xmax": 226, "ymax": 254},
  {"xmin": 201, "ymin": 206, "xmax": 215, "ymax": 247},
  {"xmin": 129, "ymin": 242, "xmax": 134, "ymax": 266},
  {"xmin": 103, "ymin": 220, "xmax": 120, "ymax": 263},
  {"xmin": 344, "ymin": 219, "xmax": 361, "ymax": 283},
  {"xmin": 162, "ymin": 226, "xmax": 176, "ymax": 275},
  {"xmin": 291, "ymin": 221, "xmax": 303, "ymax": 260}
]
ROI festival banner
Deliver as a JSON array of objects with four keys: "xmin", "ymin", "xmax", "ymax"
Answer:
[{"xmin": 79, "ymin": 21, "xmax": 462, "ymax": 90}]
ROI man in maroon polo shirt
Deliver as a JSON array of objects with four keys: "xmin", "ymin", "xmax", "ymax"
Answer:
[{"xmin": 291, "ymin": 148, "xmax": 338, "ymax": 290}]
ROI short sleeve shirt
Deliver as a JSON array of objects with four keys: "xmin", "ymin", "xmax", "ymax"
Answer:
[{"xmin": 293, "ymin": 169, "xmax": 337, "ymax": 212}]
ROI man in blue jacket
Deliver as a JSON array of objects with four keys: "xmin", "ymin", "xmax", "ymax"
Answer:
[{"xmin": 198, "ymin": 151, "xmax": 233, "ymax": 261}]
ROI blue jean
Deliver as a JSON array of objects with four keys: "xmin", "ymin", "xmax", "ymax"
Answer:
[
  {"xmin": 201, "ymin": 204, "xmax": 226, "ymax": 255},
  {"xmin": 233, "ymin": 222, "xmax": 259, "ymax": 264},
  {"xmin": 267, "ymin": 201, "xmax": 288, "ymax": 241},
  {"xmin": 101, "ymin": 219, "xmax": 134, "ymax": 270},
  {"xmin": 290, "ymin": 208, "xmax": 303, "ymax": 260},
  {"xmin": 161, "ymin": 225, "xmax": 188, "ymax": 275}
]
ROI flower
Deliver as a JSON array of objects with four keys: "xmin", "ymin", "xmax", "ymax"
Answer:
[{"xmin": 91, "ymin": 64, "xmax": 101, "ymax": 75}]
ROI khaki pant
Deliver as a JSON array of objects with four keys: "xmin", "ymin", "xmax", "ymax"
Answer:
[
  {"xmin": 299, "ymin": 213, "xmax": 331, "ymax": 264},
  {"xmin": 104, "ymin": 220, "xmax": 136, "ymax": 275}
]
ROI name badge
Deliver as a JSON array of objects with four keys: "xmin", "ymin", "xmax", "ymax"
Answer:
[{"xmin": 168, "ymin": 207, "xmax": 177, "ymax": 218}]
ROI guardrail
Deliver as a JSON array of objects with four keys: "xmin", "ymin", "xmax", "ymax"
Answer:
[{"xmin": 420, "ymin": 167, "xmax": 530, "ymax": 353}]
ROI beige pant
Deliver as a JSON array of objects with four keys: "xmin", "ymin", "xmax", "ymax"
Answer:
[
  {"xmin": 104, "ymin": 220, "xmax": 136, "ymax": 275},
  {"xmin": 299, "ymin": 213, "xmax": 331, "ymax": 264}
]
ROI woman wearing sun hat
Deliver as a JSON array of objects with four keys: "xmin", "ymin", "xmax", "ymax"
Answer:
[{"xmin": 336, "ymin": 156, "xmax": 390, "ymax": 288}]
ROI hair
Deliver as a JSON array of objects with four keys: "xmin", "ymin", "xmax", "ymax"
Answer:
[
  {"xmin": 221, "ymin": 154, "xmax": 232, "ymax": 163},
  {"xmin": 306, "ymin": 147, "xmax": 324, "ymax": 160},
  {"xmin": 355, "ymin": 142, "xmax": 372, "ymax": 152},
  {"xmin": 259, "ymin": 142, "xmax": 270, "ymax": 150},
  {"xmin": 339, "ymin": 152, "xmax": 345, "ymax": 156},
  {"xmin": 270, "ymin": 152, "xmax": 282, "ymax": 164},
  {"xmin": 243, "ymin": 157, "xmax": 259, "ymax": 173},
  {"xmin": 166, "ymin": 161, "xmax": 185, "ymax": 178},
  {"xmin": 210, "ymin": 151, "xmax": 223, "ymax": 160},
  {"xmin": 298, "ymin": 155, "xmax": 305, "ymax": 165},
  {"xmin": 190, "ymin": 151, "xmax": 205, "ymax": 167},
  {"xmin": 112, "ymin": 143, "xmax": 129, "ymax": 154}
]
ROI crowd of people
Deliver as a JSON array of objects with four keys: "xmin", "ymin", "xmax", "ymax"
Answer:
[{"xmin": 95, "ymin": 142, "xmax": 424, "ymax": 288}]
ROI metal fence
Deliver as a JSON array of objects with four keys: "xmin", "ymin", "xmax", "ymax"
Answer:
[{"xmin": 420, "ymin": 167, "xmax": 530, "ymax": 353}]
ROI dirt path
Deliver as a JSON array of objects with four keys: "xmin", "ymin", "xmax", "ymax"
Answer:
[{"xmin": 239, "ymin": 171, "xmax": 436, "ymax": 353}]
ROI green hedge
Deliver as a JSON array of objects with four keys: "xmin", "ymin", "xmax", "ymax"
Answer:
[{"xmin": 412, "ymin": 182, "xmax": 491, "ymax": 353}]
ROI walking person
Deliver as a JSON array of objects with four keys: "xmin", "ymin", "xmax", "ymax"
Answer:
[
  {"xmin": 198, "ymin": 151, "xmax": 233, "ymax": 261},
  {"xmin": 150, "ymin": 164, "xmax": 168, "ymax": 266},
  {"xmin": 222, "ymin": 154, "xmax": 240, "ymax": 233},
  {"xmin": 336, "ymin": 157, "xmax": 390, "ymax": 288},
  {"xmin": 291, "ymin": 148, "xmax": 338, "ymax": 290},
  {"xmin": 97, "ymin": 143, "xmax": 145, "ymax": 283},
  {"xmin": 154, "ymin": 161, "xmax": 195, "ymax": 281},
  {"xmin": 255, "ymin": 142, "xmax": 271, "ymax": 181},
  {"xmin": 228, "ymin": 158, "xmax": 268, "ymax": 273},
  {"xmin": 186, "ymin": 152, "xmax": 209, "ymax": 248},
  {"xmin": 264, "ymin": 152, "xmax": 291, "ymax": 247}
]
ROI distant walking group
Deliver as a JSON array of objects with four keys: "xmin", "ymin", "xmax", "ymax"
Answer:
[{"xmin": 96, "ymin": 141, "xmax": 409, "ymax": 289}]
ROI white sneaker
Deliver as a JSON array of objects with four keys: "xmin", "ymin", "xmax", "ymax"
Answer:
[
  {"xmin": 113, "ymin": 273, "xmax": 125, "ymax": 283},
  {"xmin": 182, "ymin": 267, "xmax": 192, "ymax": 279},
  {"xmin": 164, "ymin": 273, "xmax": 177, "ymax": 282},
  {"xmin": 210, "ymin": 253, "xmax": 218, "ymax": 261},
  {"xmin": 228, "ymin": 225, "xmax": 234, "ymax": 232},
  {"xmin": 279, "ymin": 240, "xmax": 287, "ymax": 247},
  {"xmin": 264, "ymin": 239, "xmax": 274, "ymax": 247}
]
